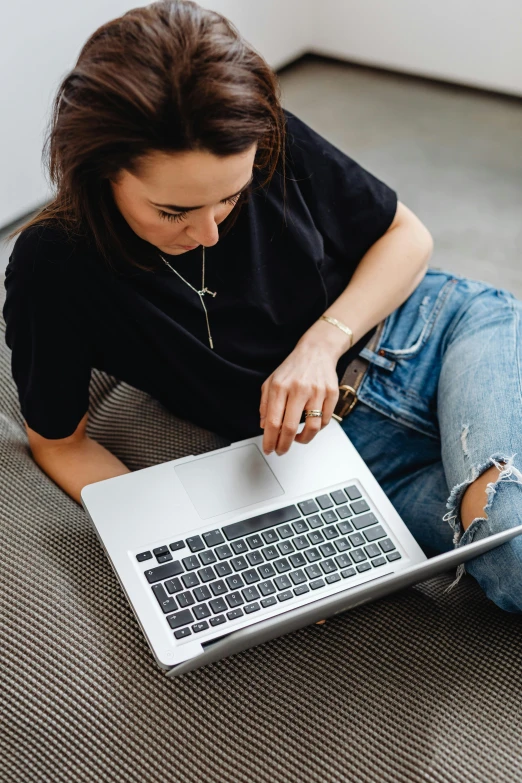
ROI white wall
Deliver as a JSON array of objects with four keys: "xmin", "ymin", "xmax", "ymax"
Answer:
[{"xmin": 2, "ymin": 0, "xmax": 522, "ymax": 227}]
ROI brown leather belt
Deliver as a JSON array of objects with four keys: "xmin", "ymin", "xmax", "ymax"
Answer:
[{"xmin": 332, "ymin": 319, "xmax": 386, "ymax": 422}]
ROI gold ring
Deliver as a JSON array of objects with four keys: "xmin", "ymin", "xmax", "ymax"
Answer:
[{"xmin": 304, "ymin": 409, "xmax": 323, "ymax": 418}]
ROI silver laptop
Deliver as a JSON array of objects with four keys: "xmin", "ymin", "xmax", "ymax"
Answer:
[{"xmin": 80, "ymin": 419, "xmax": 522, "ymax": 677}]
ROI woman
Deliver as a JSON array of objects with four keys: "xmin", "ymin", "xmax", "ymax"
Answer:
[{"xmin": 3, "ymin": 0, "xmax": 522, "ymax": 613}]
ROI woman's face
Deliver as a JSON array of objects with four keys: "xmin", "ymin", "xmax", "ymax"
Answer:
[{"xmin": 110, "ymin": 143, "xmax": 257, "ymax": 255}]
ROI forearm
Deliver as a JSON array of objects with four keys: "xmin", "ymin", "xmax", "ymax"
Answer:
[
  {"xmin": 299, "ymin": 203, "xmax": 433, "ymax": 360},
  {"xmin": 31, "ymin": 436, "xmax": 132, "ymax": 506}
]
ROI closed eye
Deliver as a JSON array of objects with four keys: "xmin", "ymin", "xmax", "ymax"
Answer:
[{"xmin": 157, "ymin": 193, "xmax": 243, "ymax": 222}]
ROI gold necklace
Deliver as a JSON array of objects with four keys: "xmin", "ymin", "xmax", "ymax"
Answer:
[{"xmin": 159, "ymin": 247, "xmax": 217, "ymax": 350}]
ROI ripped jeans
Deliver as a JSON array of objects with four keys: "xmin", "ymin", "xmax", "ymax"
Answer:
[{"xmin": 340, "ymin": 269, "xmax": 522, "ymax": 613}]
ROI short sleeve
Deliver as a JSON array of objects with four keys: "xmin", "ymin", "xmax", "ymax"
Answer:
[
  {"xmin": 283, "ymin": 109, "xmax": 398, "ymax": 262},
  {"xmin": 2, "ymin": 224, "xmax": 92, "ymax": 439}
]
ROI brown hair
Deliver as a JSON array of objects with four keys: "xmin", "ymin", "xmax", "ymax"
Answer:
[{"xmin": 9, "ymin": 0, "xmax": 287, "ymax": 272}]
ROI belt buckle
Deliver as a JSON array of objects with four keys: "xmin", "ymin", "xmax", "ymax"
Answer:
[{"xmin": 336, "ymin": 384, "xmax": 358, "ymax": 419}]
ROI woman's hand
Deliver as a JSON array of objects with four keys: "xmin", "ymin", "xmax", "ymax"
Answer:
[{"xmin": 259, "ymin": 337, "xmax": 341, "ymax": 456}]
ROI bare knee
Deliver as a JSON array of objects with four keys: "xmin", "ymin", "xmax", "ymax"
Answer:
[{"xmin": 460, "ymin": 463, "xmax": 505, "ymax": 530}]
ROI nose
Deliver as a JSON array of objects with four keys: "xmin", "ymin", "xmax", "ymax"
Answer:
[{"xmin": 185, "ymin": 210, "xmax": 220, "ymax": 247}]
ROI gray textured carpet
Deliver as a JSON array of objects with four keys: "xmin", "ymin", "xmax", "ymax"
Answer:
[{"xmin": 1, "ymin": 277, "xmax": 522, "ymax": 783}]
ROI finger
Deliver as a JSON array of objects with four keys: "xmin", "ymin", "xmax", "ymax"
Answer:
[
  {"xmin": 295, "ymin": 384, "xmax": 339, "ymax": 444},
  {"xmin": 259, "ymin": 378, "xmax": 271, "ymax": 429},
  {"xmin": 273, "ymin": 386, "xmax": 310, "ymax": 455},
  {"xmin": 261, "ymin": 379, "xmax": 290, "ymax": 454}
]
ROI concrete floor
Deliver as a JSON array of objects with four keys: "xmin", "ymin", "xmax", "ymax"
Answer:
[{"xmin": 2, "ymin": 56, "xmax": 522, "ymax": 296}]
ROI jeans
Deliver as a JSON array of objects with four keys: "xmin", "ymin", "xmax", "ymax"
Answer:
[{"xmin": 340, "ymin": 269, "xmax": 522, "ymax": 613}]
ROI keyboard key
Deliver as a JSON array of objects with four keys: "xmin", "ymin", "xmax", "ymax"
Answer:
[
  {"xmin": 320, "ymin": 559, "xmax": 337, "ymax": 574},
  {"xmin": 277, "ymin": 591, "xmax": 293, "ymax": 602},
  {"xmin": 246, "ymin": 551, "xmax": 264, "ymax": 566},
  {"xmin": 215, "ymin": 545, "xmax": 233, "ymax": 560},
  {"xmin": 165, "ymin": 577, "xmax": 182, "ymax": 594},
  {"xmin": 261, "ymin": 596, "xmax": 277, "ymax": 608},
  {"xmin": 387, "ymin": 551, "xmax": 402, "ymax": 562},
  {"xmin": 308, "ymin": 531, "xmax": 325, "ymax": 545},
  {"xmin": 323, "ymin": 525, "xmax": 339, "ymax": 541},
  {"xmin": 289, "ymin": 553, "xmax": 307, "ymax": 568},
  {"xmin": 193, "ymin": 585, "xmax": 212, "ymax": 602},
  {"xmin": 351, "ymin": 499, "xmax": 370, "ymax": 515},
  {"xmin": 145, "ymin": 561, "xmax": 183, "ymax": 584},
  {"xmin": 292, "ymin": 519, "xmax": 309, "ymax": 534},
  {"xmin": 345, "ymin": 485, "xmax": 362, "ymax": 501},
  {"xmin": 151, "ymin": 584, "xmax": 178, "ymax": 614},
  {"xmin": 307, "ymin": 515, "xmax": 324, "ymax": 529},
  {"xmin": 348, "ymin": 532, "xmax": 366, "ymax": 547},
  {"xmin": 242, "ymin": 586, "xmax": 261, "ymax": 602},
  {"xmin": 156, "ymin": 552, "xmax": 173, "ymax": 564},
  {"xmin": 227, "ymin": 608, "xmax": 244, "ymax": 620},
  {"xmin": 153, "ymin": 545, "xmax": 169, "ymax": 558},
  {"xmin": 210, "ymin": 580, "xmax": 228, "ymax": 596},
  {"xmin": 319, "ymin": 542, "xmax": 337, "ymax": 558},
  {"xmin": 310, "ymin": 579, "xmax": 325, "ymax": 590},
  {"xmin": 177, "ymin": 591, "xmax": 195, "ymax": 607},
  {"xmin": 335, "ymin": 537, "xmax": 351, "ymax": 552},
  {"xmin": 223, "ymin": 505, "xmax": 300, "ymax": 541},
  {"xmin": 274, "ymin": 575, "xmax": 292, "ymax": 591},
  {"xmin": 193, "ymin": 604, "xmax": 211, "ymax": 620},
  {"xmin": 298, "ymin": 499, "xmax": 319, "ymax": 515},
  {"xmin": 262, "ymin": 529, "xmax": 279, "ymax": 544},
  {"xmin": 330, "ymin": 490, "xmax": 347, "ymax": 505},
  {"xmin": 210, "ymin": 615, "xmax": 226, "ymax": 627},
  {"xmin": 336, "ymin": 505, "xmax": 352, "ymax": 520},
  {"xmin": 262, "ymin": 546, "xmax": 279, "ymax": 561},
  {"xmin": 182, "ymin": 572, "xmax": 200, "ymax": 589},
  {"xmin": 364, "ymin": 525, "xmax": 387, "ymax": 542},
  {"xmin": 199, "ymin": 550, "xmax": 217, "ymax": 565},
  {"xmin": 278, "ymin": 524, "xmax": 294, "ymax": 539},
  {"xmin": 350, "ymin": 548, "xmax": 367, "ymax": 563},
  {"xmin": 209, "ymin": 597, "xmax": 228, "ymax": 614},
  {"xmin": 380, "ymin": 538, "xmax": 396, "ymax": 553},
  {"xmin": 274, "ymin": 558, "xmax": 291, "ymax": 573},
  {"xmin": 322, "ymin": 510, "xmax": 338, "ymax": 524},
  {"xmin": 277, "ymin": 540, "xmax": 295, "ymax": 556},
  {"xmin": 305, "ymin": 564, "xmax": 322, "ymax": 580},
  {"xmin": 338, "ymin": 521, "xmax": 354, "ymax": 535},
  {"xmin": 293, "ymin": 535, "xmax": 310, "ymax": 550},
  {"xmin": 192, "ymin": 621, "xmax": 209, "ymax": 633},
  {"xmin": 246, "ymin": 534, "xmax": 263, "ymax": 549},
  {"xmin": 170, "ymin": 540, "xmax": 185, "ymax": 551},
  {"xmin": 335, "ymin": 553, "xmax": 352, "ymax": 569},
  {"xmin": 226, "ymin": 592, "xmax": 244, "ymax": 608},
  {"xmin": 231, "ymin": 556, "xmax": 248, "ymax": 571},
  {"xmin": 243, "ymin": 568, "xmax": 260, "ymax": 584},
  {"xmin": 372, "ymin": 556, "xmax": 387, "ymax": 567},
  {"xmin": 244, "ymin": 602, "xmax": 261, "ymax": 614},
  {"xmin": 316, "ymin": 494, "xmax": 333, "ymax": 510},
  {"xmin": 351, "ymin": 512, "xmax": 378, "ymax": 530},
  {"xmin": 198, "ymin": 567, "xmax": 216, "ymax": 583},
  {"xmin": 357, "ymin": 562, "xmax": 372, "ymax": 573},
  {"xmin": 341, "ymin": 568, "xmax": 356, "ymax": 578},
  {"xmin": 174, "ymin": 627, "xmax": 191, "ymax": 639},
  {"xmin": 203, "ymin": 530, "xmax": 225, "ymax": 547},
  {"xmin": 231, "ymin": 540, "xmax": 248, "ymax": 555},
  {"xmin": 290, "ymin": 569, "xmax": 307, "ymax": 585},
  {"xmin": 168, "ymin": 609, "xmax": 194, "ymax": 629},
  {"xmin": 258, "ymin": 563, "xmax": 276, "ymax": 579},
  {"xmin": 226, "ymin": 574, "xmax": 245, "ymax": 591},
  {"xmin": 365, "ymin": 544, "xmax": 381, "ymax": 558},
  {"xmin": 136, "ymin": 551, "xmax": 152, "ymax": 562},
  {"xmin": 305, "ymin": 548, "xmax": 321, "ymax": 563},
  {"xmin": 215, "ymin": 562, "xmax": 232, "ymax": 577},
  {"xmin": 182, "ymin": 555, "xmax": 201, "ymax": 571},
  {"xmin": 326, "ymin": 573, "xmax": 341, "ymax": 584},
  {"xmin": 186, "ymin": 536, "xmax": 205, "ymax": 552},
  {"xmin": 258, "ymin": 580, "xmax": 276, "ymax": 596},
  {"xmin": 294, "ymin": 584, "xmax": 309, "ymax": 596}
]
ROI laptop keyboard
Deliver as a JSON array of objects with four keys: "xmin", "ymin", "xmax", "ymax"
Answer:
[{"xmin": 135, "ymin": 483, "xmax": 402, "ymax": 641}]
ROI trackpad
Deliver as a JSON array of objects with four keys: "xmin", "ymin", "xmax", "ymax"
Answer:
[{"xmin": 174, "ymin": 444, "xmax": 285, "ymax": 520}]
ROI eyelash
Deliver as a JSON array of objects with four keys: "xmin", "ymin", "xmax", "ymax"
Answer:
[{"xmin": 157, "ymin": 193, "xmax": 242, "ymax": 222}]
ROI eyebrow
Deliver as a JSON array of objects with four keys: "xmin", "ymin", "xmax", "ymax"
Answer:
[{"xmin": 150, "ymin": 174, "xmax": 254, "ymax": 212}]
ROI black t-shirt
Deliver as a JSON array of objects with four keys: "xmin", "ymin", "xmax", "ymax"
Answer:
[{"xmin": 2, "ymin": 109, "xmax": 397, "ymax": 442}]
